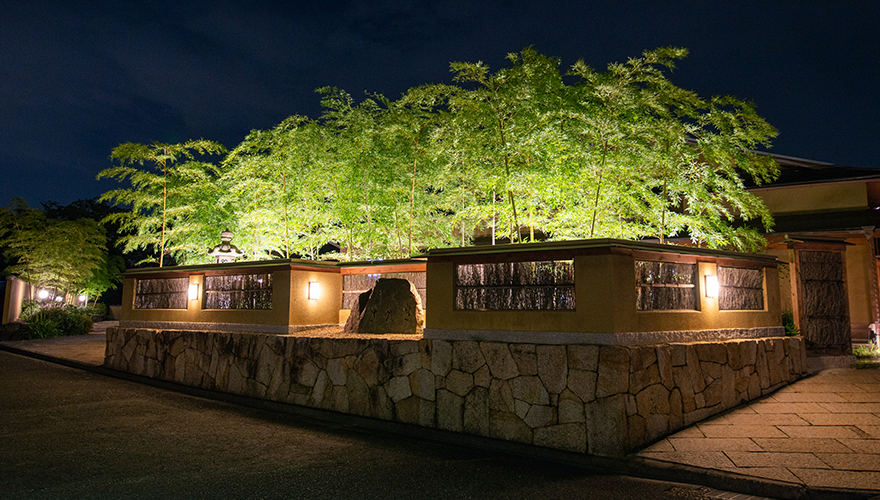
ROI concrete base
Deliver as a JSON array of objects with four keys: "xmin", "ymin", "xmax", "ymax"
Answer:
[{"xmin": 805, "ymin": 354, "xmax": 856, "ymax": 373}]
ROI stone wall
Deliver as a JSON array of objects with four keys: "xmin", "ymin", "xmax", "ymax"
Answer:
[{"xmin": 105, "ymin": 328, "xmax": 807, "ymax": 457}]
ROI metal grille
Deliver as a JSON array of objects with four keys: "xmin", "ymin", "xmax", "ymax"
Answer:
[
  {"xmin": 203, "ymin": 273, "xmax": 273, "ymax": 310},
  {"xmin": 454, "ymin": 260, "xmax": 575, "ymax": 310},
  {"xmin": 718, "ymin": 267, "xmax": 764, "ymax": 310},
  {"xmin": 635, "ymin": 261, "xmax": 696, "ymax": 311},
  {"xmin": 134, "ymin": 277, "xmax": 188, "ymax": 309}
]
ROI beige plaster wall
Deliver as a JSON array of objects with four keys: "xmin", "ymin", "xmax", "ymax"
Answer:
[
  {"xmin": 427, "ymin": 254, "xmax": 781, "ymax": 335},
  {"xmin": 753, "ymin": 182, "xmax": 868, "ymax": 214},
  {"xmin": 845, "ymin": 242, "xmax": 872, "ymax": 326},
  {"xmin": 121, "ymin": 267, "xmax": 342, "ymax": 328}
]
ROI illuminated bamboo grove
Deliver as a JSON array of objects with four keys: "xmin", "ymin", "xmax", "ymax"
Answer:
[{"xmin": 98, "ymin": 48, "xmax": 779, "ymax": 266}]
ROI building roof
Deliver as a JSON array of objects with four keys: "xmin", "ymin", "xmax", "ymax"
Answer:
[{"xmin": 745, "ymin": 153, "xmax": 880, "ymax": 189}]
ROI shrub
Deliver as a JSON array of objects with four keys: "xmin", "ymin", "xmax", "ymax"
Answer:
[
  {"xmin": 25, "ymin": 306, "xmax": 93, "ymax": 339},
  {"xmin": 19, "ymin": 299, "xmax": 42, "ymax": 320},
  {"xmin": 853, "ymin": 343, "xmax": 880, "ymax": 358},
  {"xmin": 782, "ymin": 310, "xmax": 800, "ymax": 336}
]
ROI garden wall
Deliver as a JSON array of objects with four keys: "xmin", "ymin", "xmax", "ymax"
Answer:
[{"xmin": 105, "ymin": 327, "xmax": 807, "ymax": 457}]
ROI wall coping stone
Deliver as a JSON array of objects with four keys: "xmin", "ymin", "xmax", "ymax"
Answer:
[
  {"xmin": 118, "ymin": 320, "xmax": 342, "ymax": 335},
  {"xmin": 424, "ymin": 327, "xmax": 785, "ymax": 345}
]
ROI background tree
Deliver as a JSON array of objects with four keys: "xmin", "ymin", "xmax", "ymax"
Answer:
[{"xmin": 0, "ymin": 198, "xmax": 108, "ymax": 301}]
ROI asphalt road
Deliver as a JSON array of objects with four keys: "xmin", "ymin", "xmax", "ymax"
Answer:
[{"xmin": 0, "ymin": 351, "xmax": 723, "ymax": 500}]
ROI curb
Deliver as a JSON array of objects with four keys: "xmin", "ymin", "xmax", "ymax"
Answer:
[{"xmin": 2, "ymin": 343, "xmax": 878, "ymax": 500}]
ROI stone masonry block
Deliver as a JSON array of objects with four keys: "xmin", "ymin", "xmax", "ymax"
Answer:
[
  {"xmin": 445, "ymin": 369, "xmax": 474, "ymax": 398},
  {"xmin": 430, "ymin": 340, "xmax": 452, "ymax": 377},
  {"xmin": 489, "ymin": 410, "xmax": 532, "ymax": 444},
  {"xmin": 510, "ymin": 376, "xmax": 550, "ymax": 406},
  {"xmin": 437, "ymin": 389, "xmax": 464, "ymax": 432},
  {"xmin": 558, "ymin": 389, "xmax": 586, "ymax": 423},
  {"xmin": 534, "ymin": 423, "xmax": 587, "ymax": 453},
  {"xmin": 656, "ymin": 345, "xmax": 674, "ymax": 390},
  {"xmin": 586, "ymin": 394, "xmax": 628, "ymax": 457},
  {"xmin": 635, "ymin": 383, "xmax": 670, "ymax": 417},
  {"xmin": 567, "ymin": 368, "xmax": 597, "ymax": 403},
  {"xmin": 480, "ymin": 342, "xmax": 519, "ymax": 380},
  {"xmin": 464, "ymin": 387, "xmax": 490, "ymax": 436},
  {"xmin": 409, "ymin": 368, "xmax": 435, "ymax": 401},
  {"xmin": 567, "ymin": 345, "xmax": 599, "ymax": 372},
  {"xmin": 670, "ymin": 343, "xmax": 687, "ymax": 366},
  {"xmin": 596, "ymin": 346, "xmax": 629, "ymax": 397},
  {"xmin": 452, "ymin": 341, "xmax": 485, "ymax": 374},
  {"xmin": 509, "ymin": 344, "xmax": 537, "ymax": 376},
  {"xmin": 537, "ymin": 345, "xmax": 568, "ymax": 394},
  {"xmin": 489, "ymin": 379, "xmax": 515, "ymax": 413},
  {"xmin": 695, "ymin": 343, "xmax": 727, "ymax": 365},
  {"xmin": 630, "ymin": 345, "xmax": 657, "ymax": 372},
  {"xmin": 686, "ymin": 345, "xmax": 706, "ymax": 393},
  {"xmin": 474, "ymin": 364, "xmax": 492, "ymax": 388},
  {"xmin": 630, "ymin": 364, "xmax": 661, "ymax": 395}
]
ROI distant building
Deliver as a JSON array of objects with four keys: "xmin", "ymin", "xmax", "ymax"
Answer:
[{"xmin": 749, "ymin": 154, "xmax": 880, "ymax": 347}]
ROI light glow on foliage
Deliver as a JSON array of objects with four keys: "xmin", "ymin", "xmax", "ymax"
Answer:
[{"xmin": 98, "ymin": 47, "xmax": 779, "ymax": 265}]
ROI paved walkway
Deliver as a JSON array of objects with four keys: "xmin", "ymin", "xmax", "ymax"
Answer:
[
  {"xmin": 2, "ymin": 327, "xmax": 880, "ymax": 499},
  {"xmin": 0, "ymin": 321, "xmax": 114, "ymax": 366},
  {"xmin": 638, "ymin": 368, "xmax": 880, "ymax": 494}
]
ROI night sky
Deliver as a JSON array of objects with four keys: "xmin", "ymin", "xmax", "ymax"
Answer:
[{"xmin": 2, "ymin": 1, "xmax": 878, "ymax": 207}]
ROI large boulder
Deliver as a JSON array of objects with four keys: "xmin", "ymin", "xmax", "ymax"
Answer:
[
  {"xmin": 343, "ymin": 289, "xmax": 372, "ymax": 334},
  {"xmin": 349, "ymin": 278, "xmax": 424, "ymax": 335}
]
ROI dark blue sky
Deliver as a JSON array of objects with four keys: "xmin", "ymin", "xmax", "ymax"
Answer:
[{"xmin": 2, "ymin": 1, "xmax": 878, "ymax": 207}]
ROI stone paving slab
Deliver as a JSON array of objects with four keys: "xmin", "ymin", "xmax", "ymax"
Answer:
[
  {"xmin": 717, "ymin": 413, "xmax": 810, "ymax": 426},
  {"xmin": 718, "ymin": 467, "xmax": 803, "ymax": 484},
  {"xmin": 841, "ymin": 393, "xmax": 880, "ymax": 402},
  {"xmin": 723, "ymin": 451, "xmax": 829, "ymax": 469},
  {"xmin": 818, "ymin": 402, "xmax": 880, "ymax": 413},
  {"xmin": 750, "ymin": 438, "xmax": 856, "ymax": 454},
  {"xmin": 777, "ymin": 425, "xmax": 865, "ymax": 439},
  {"xmin": 768, "ymin": 392, "xmax": 849, "ymax": 403},
  {"xmin": 698, "ymin": 424, "xmax": 788, "ymax": 438},
  {"xmin": 749, "ymin": 402, "xmax": 831, "ymax": 414},
  {"xmin": 788, "ymin": 468, "xmax": 880, "ymax": 490},
  {"xmin": 637, "ymin": 367, "xmax": 880, "ymax": 496},
  {"xmin": 815, "ymin": 453, "xmax": 880, "ymax": 471},
  {"xmin": 799, "ymin": 413, "xmax": 880, "ymax": 426}
]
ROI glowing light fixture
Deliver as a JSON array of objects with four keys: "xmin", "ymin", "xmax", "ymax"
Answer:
[
  {"xmin": 54, "ymin": 296, "xmax": 63, "ymax": 302},
  {"xmin": 308, "ymin": 281, "xmax": 320, "ymax": 300},
  {"xmin": 704, "ymin": 275, "xmax": 719, "ymax": 298},
  {"xmin": 38, "ymin": 289, "xmax": 49, "ymax": 300},
  {"xmin": 188, "ymin": 283, "xmax": 199, "ymax": 301},
  {"xmin": 78, "ymin": 294, "xmax": 87, "ymax": 303}
]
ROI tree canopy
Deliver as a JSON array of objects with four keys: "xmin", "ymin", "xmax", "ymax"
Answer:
[
  {"xmin": 97, "ymin": 47, "xmax": 779, "ymax": 265},
  {"xmin": 0, "ymin": 198, "xmax": 116, "ymax": 302}
]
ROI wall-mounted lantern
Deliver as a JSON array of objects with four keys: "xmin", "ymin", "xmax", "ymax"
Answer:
[
  {"xmin": 704, "ymin": 275, "xmax": 719, "ymax": 298},
  {"xmin": 188, "ymin": 283, "xmax": 200, "ymax": 301},
  {"xmin": 308, "ymin": 281, "xmax": 320, "ymax": 301},
  {"xmin": 38, "ymin": 289, "xmax": 49, "ymax": 300}
]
